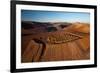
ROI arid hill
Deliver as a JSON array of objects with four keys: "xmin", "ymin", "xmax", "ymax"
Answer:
[
  {"xmin": 21, "ymin": 21, "xmax": 90, "ymax": 63},
  {"xmin": 63, "ymin": 22, "xmax": 90, "ymax": 33}
]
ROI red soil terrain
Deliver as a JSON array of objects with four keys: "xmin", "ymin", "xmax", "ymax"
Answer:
[{"xmin": 21, "ymin": 21, "xmax": 90, "ymax": 63}]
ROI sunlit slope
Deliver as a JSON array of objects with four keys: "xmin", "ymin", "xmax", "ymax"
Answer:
[{"xmin": 63, "ymin": 22, "xmax": 90, "ymax": 33}]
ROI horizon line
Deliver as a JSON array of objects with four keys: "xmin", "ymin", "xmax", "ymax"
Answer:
[{"xmin": 21, "ymin": 20, "xmax": 90, "ymax": 24}]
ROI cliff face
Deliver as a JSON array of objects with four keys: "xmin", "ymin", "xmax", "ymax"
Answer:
[{"xmin": 21, "ymin": 22, "xmax": 90, "ymax": 63}]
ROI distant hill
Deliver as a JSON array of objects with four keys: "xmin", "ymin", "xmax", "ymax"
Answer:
[
  {"xmin": 22, "ymin": 21, "xmax": 72, "ymax": 34},
  {"xmin": 63, "ymin": 22, "xmax": 90, "ymax": 33}
]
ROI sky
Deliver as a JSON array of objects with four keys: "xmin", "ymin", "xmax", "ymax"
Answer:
[{"xmin": 21, "ymin": 10, "xmax": 90, "ymax": 23}]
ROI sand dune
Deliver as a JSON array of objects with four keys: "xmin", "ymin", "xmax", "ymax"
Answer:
[
  {"xmin": 63, "ymin": 22, "xmax": 90, "ymax": 33},
  {"xmin": 21, "ymin": 22, "xmax": 90, "ymax": 63}
]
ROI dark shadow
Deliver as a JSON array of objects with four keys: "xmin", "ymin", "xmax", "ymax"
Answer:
[{"xmin": 32, "ymin": 38, "xmax": 46, "ymax": 62}]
